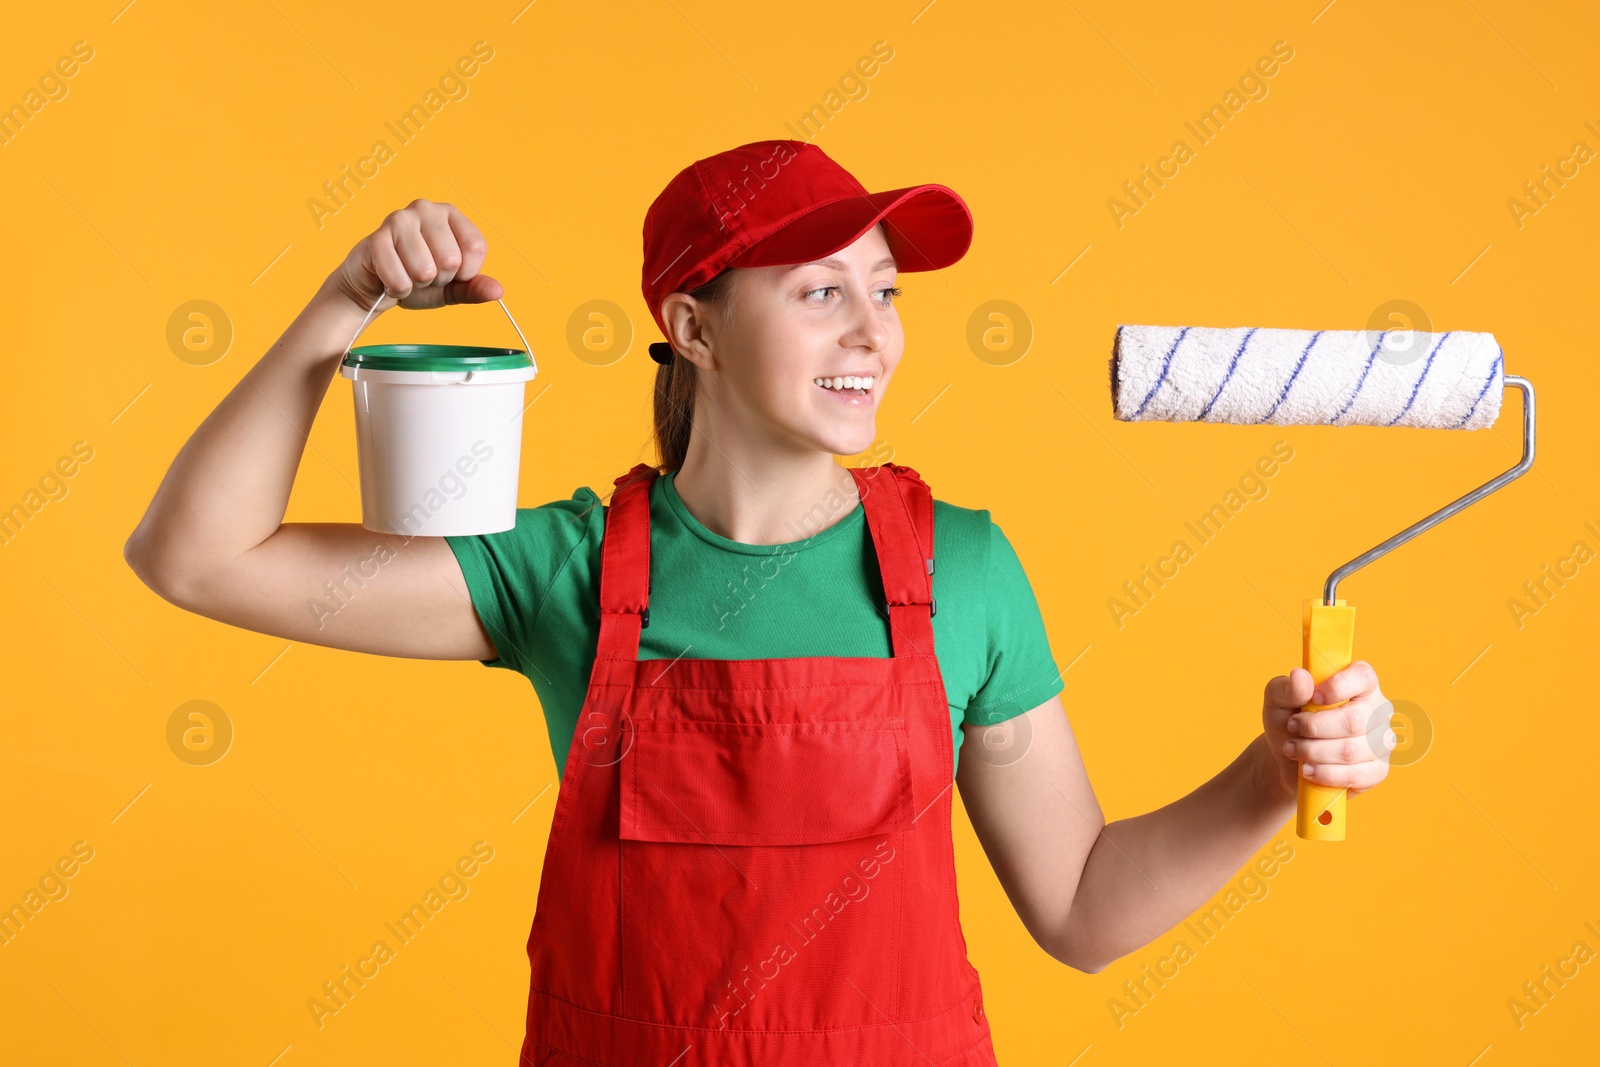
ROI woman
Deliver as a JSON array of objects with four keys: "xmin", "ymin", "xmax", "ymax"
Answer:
[{"xmin": 124, "ymin": 139, "xmax": 1393, "ymax": 1065}]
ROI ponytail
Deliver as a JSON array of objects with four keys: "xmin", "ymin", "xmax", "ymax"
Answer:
[{"xmin": 652, "ymin": 267, "xmax": 736, "ymax": 472}]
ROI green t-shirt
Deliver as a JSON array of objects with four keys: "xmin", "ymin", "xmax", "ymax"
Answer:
[{"xmin": 444, "ymin": 468, "xmax": 1063, "ymax": 781}]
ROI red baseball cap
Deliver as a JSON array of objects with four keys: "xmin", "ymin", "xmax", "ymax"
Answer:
[{"xmin": 640, "ymin": 139, "xmax": 974, "ymax": 363}]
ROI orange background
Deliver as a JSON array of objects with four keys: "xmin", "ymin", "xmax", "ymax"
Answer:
[{"xmin": 2, "ymin": 1, "xmax": 1596, "ymax": 1063}]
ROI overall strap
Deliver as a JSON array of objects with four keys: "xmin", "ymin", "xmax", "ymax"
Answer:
[
  {"xmin": 596, "ymin": 462, "xmax": 656, "ymax": 659},
  {"xmin": 598, "ymin": 462, "xmax": 935, "ymax": 659},
  {"xmin": 850, "ymin": 463, "xmax": 937, "ymax": 658}
]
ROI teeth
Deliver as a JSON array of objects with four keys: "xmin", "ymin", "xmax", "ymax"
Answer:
[{"xmin": 814, "ymin": 375, "xmax": 875, "ymax": 391}]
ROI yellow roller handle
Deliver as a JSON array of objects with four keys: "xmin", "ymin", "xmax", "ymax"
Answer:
[{"xmin": 1297, "ymin": 598, "xmax": 1356, "ymax": 840}]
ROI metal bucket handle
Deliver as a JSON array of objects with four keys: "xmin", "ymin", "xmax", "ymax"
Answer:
[{"xmin": 342, "ymin": 287, "xmax": 537, "ymax": 375}]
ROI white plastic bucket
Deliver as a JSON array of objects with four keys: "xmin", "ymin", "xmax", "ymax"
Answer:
[{"xmin": 338, "ymin": 298, "xmax": 538, "ymax": 537}]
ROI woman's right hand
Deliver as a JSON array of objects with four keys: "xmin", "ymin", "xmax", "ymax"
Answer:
[{"xmin": 325, "ymin": 198, "xmax": 504, "ymax": 314}]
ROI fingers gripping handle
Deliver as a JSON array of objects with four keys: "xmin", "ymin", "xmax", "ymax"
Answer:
[{"xmin": 1298, "ymin": 599, "xmax": 1356, "ymax": 841}]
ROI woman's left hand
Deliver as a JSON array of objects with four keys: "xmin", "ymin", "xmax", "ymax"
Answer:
[{"xmin": 1258, "ymin": 661, "xmax": 1392, "ymax": 805}]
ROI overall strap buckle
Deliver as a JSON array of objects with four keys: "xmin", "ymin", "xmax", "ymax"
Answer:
[
  {"xmin": 597, "ymin": 463, "xmax": 658, "ymax": 650},
  {"xmin": 852, "ymin": 463, "xmax": 938, "ymax": 649}
]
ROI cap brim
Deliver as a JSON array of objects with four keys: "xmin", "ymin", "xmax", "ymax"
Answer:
[{"xmin": 727, "ymin": 183, "xmax": 972, "ymax": 274}]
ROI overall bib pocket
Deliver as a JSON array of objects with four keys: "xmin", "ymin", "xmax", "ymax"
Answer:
[{"xmin": 617, "ymin": 716, "xmax": 913, "ymax": 1027}]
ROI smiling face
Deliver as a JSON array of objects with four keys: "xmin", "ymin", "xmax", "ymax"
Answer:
[{"xmin": 659, "ymin": 223, "xmax": 904, "ymax": 460}]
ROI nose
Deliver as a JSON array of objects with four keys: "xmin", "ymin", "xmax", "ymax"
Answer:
[{"xmin": 844, "ymin": 283, "xmax": 888, "ymax": 353}]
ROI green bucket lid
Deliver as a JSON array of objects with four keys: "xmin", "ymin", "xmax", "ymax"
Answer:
[{"xmin": 342, "ymin": 344, "xmax": 534, "ymax": 372}]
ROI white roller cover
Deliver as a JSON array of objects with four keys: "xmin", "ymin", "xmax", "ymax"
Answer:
[{"xmin": 1111, "ymin": 324, "xmax": 1504, "ymax": 429}]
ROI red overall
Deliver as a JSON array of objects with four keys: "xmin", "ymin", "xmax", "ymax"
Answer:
[{"xmin": 520, "ymin": 462, "xmax": 998, "ymax": 1066}]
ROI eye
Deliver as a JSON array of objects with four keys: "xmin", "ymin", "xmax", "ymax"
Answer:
[{"xmin": 802, "ymin": 285, "xmax": 903, "ymax": 305}]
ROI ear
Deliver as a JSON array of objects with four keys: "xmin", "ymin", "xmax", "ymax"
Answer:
[{"xmin": 660, "ymin": 291, "xmax": 720, "ymax": 372}]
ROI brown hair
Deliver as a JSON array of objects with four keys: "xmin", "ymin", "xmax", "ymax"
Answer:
[
  {"xmin": 652, "ymin": 267, "xmax": 737, "ymax": 472},
  {"xmin": 579, "ymin": 269, "xmax": 739, "ymax": 518}
]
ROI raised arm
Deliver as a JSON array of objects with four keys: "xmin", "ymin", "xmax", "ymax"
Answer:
[{"xmin": 123, "ymin": 199, "xmax": 511, "ymax": 661}]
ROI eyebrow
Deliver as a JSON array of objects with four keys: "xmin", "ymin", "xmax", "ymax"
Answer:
[{"xmin": 790, "ymin": 255, "xmax": 898, "ymax": 273}]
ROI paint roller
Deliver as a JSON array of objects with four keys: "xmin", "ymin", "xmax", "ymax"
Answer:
[{"xmin": 1109, "ymin": 324, "xmax": 1535, "ymax": 841}]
